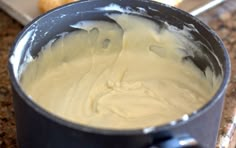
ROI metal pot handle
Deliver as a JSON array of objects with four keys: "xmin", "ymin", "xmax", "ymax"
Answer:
[{"xmin": 149, "ymin": 134, "xmax": 203, "ymax": 148}]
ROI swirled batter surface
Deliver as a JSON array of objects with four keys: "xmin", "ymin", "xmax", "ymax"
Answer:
[{"xmin": 21, "ymin": 14, "xmax": 221, "ymax": 129}]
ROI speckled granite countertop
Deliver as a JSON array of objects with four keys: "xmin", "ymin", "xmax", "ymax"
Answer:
[{"xmin": 0, "ymin": 1, "xmax": 236, "ymax": 148}]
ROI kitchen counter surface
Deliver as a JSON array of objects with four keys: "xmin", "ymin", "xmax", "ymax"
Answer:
[{"xmin": 0, "ymin": 1, "xmax": 236, "ymax": 148}]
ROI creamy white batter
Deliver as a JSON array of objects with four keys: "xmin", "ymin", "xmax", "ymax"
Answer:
[{"xmin": 20, "ymin": 14, "xmax": 221, "ymax": 129}]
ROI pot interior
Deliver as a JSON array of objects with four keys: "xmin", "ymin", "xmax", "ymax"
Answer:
[{"xmin": 14, "ymin": 0, "xmax": 225, "ymax": 79}]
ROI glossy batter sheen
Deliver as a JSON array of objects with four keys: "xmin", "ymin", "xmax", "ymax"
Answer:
[{"xmin": 21, "ymin": 14, "xmax": 221, "ymax": 129}]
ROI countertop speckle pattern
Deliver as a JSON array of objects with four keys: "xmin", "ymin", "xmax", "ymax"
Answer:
[
  {"xmin": 0, "ymin": 1, "xmax": 236, "ymax": 147},
  {"xmin": 0, "ymin": 10, "xmax": 22, "ymax": 148}
]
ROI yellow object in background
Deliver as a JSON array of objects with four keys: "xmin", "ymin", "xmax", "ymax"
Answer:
[{"xmin": 38, "ymin": 0, "xmax": 78, "ymax": 13}]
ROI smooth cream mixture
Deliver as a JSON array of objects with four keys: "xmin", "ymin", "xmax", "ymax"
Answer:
[{"xmin": 21, "ymin": 14, "xmax": 221, "ymax": 129}]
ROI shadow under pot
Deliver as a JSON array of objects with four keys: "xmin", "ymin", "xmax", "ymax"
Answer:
[{"xmin": 8, "ymin": 0, "xmax": 230, "ymax": 148}]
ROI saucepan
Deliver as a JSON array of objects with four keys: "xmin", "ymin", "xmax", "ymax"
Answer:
[{"xmin": 8, "ymin": 0, "xmax": 230, "ymax": 147}]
